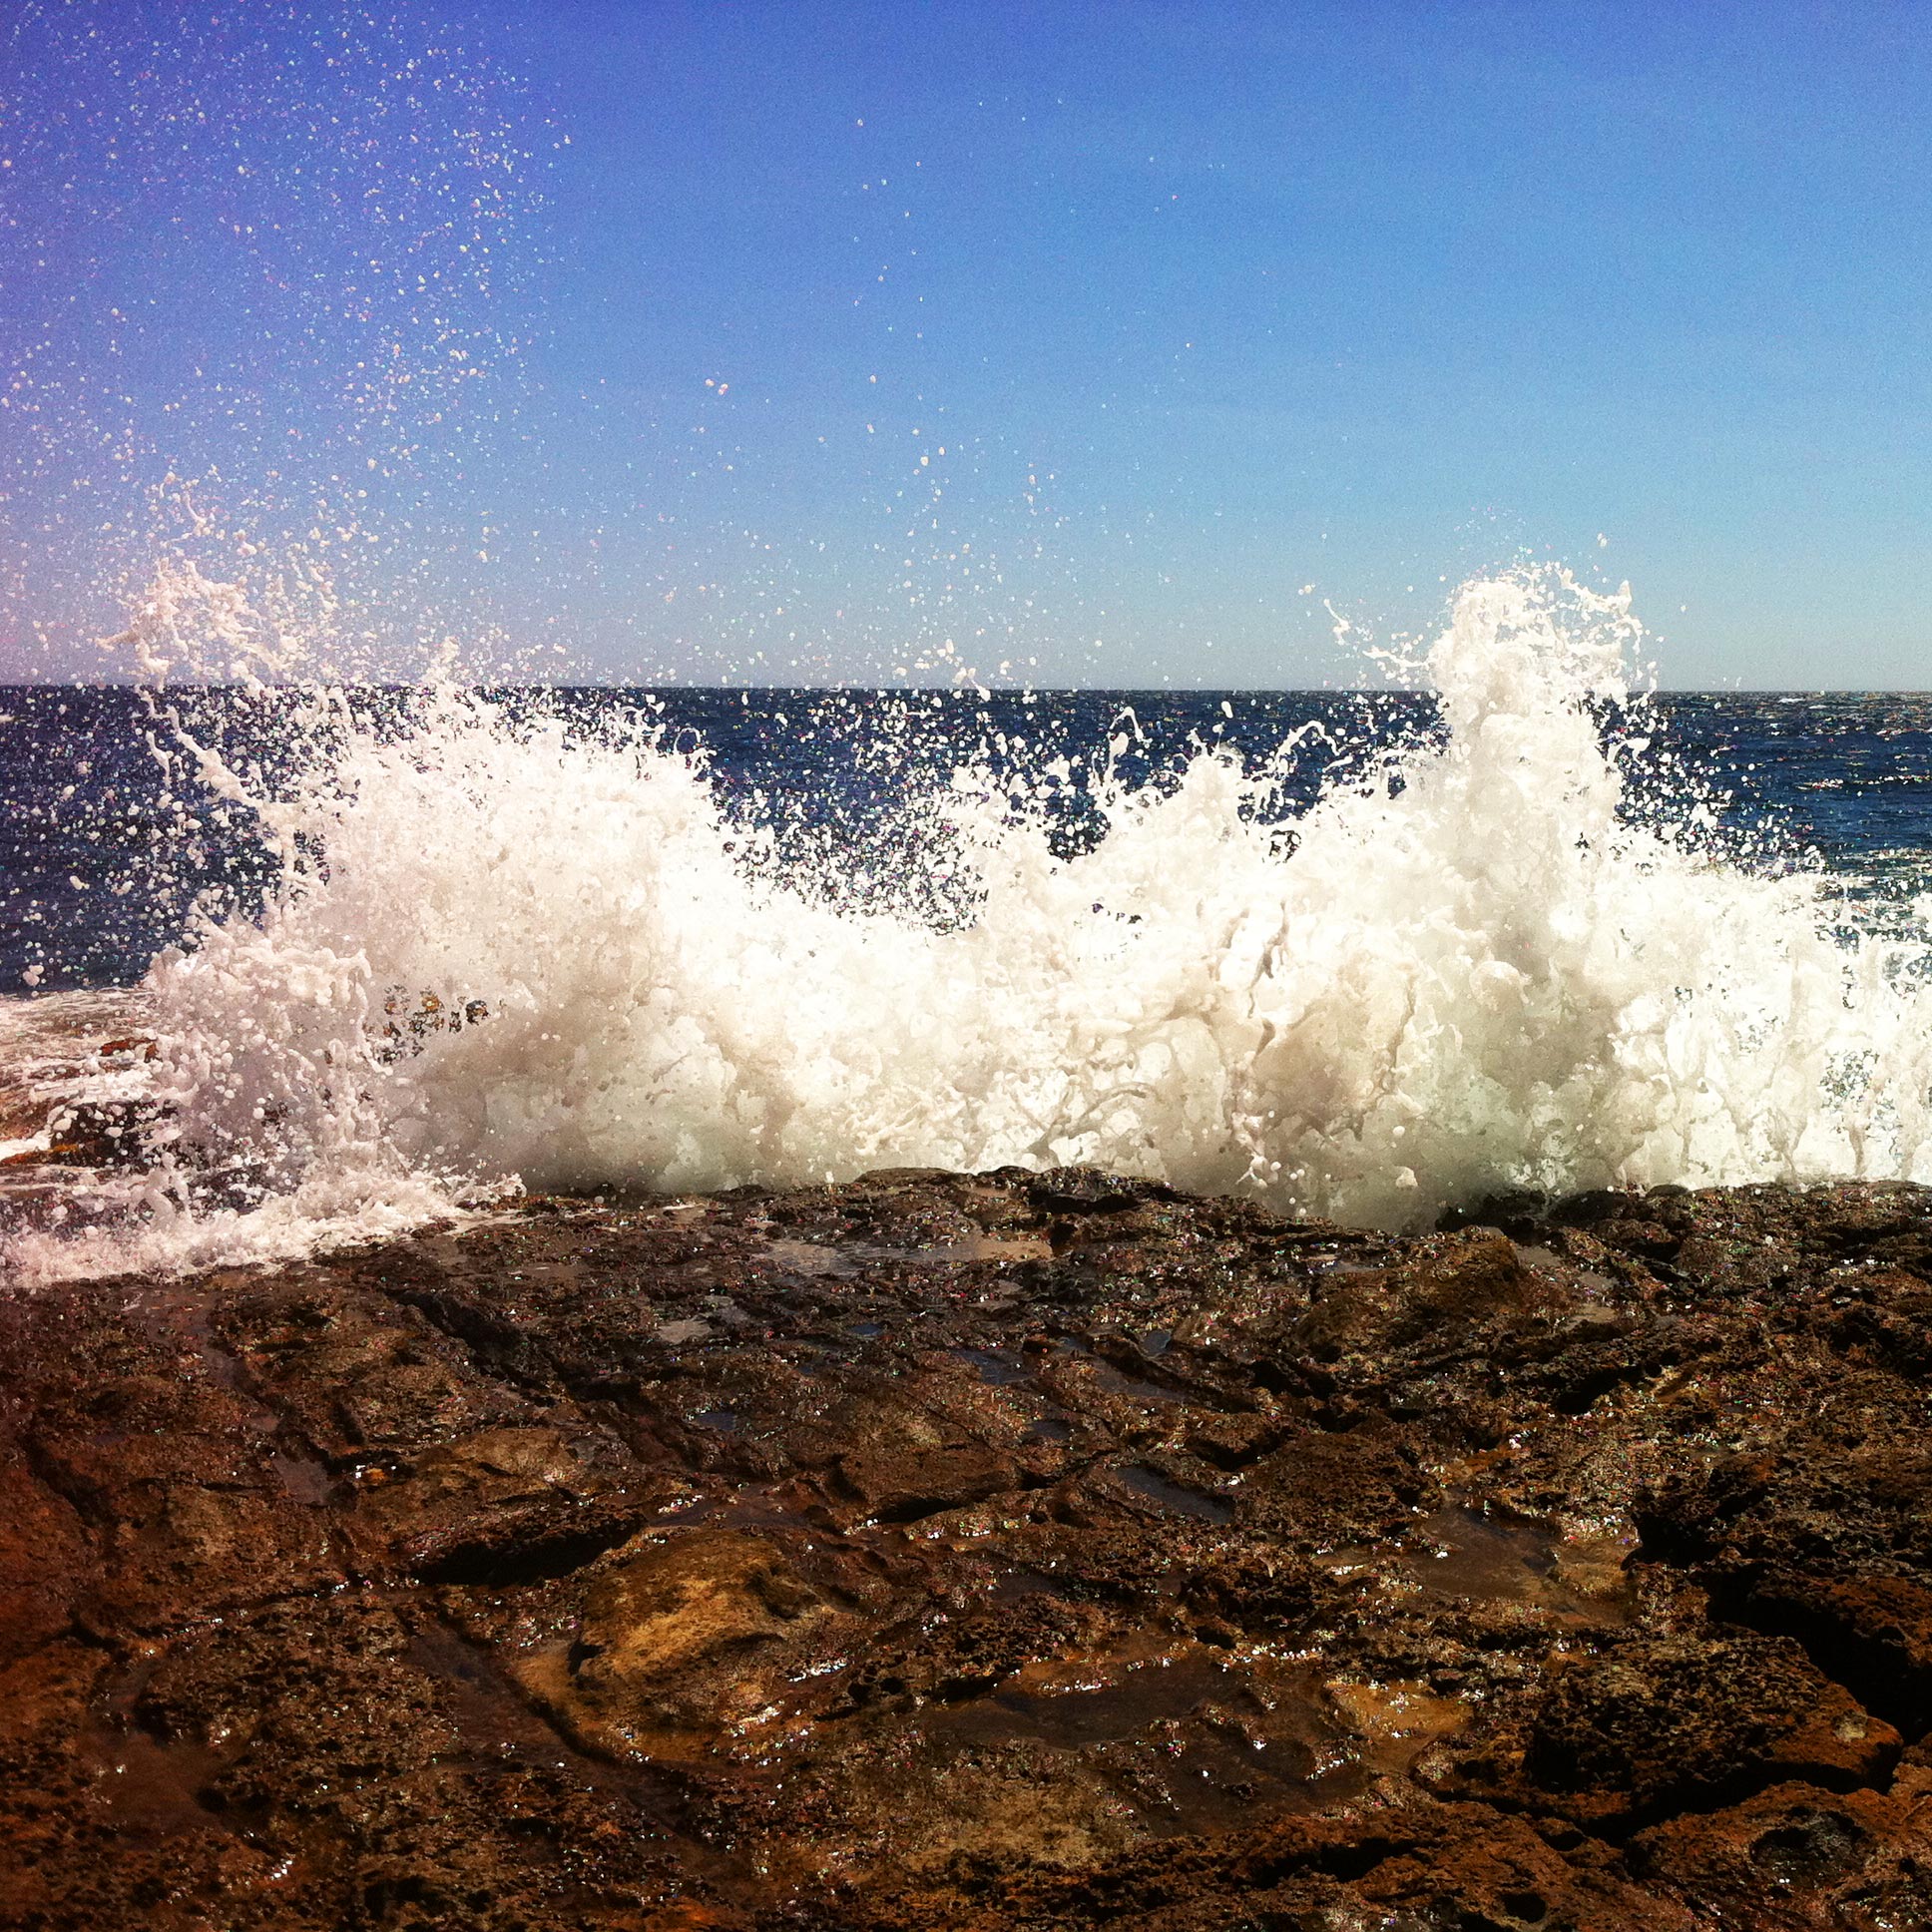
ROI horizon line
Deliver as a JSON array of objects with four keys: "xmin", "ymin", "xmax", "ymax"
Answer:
[{"xmin": 2, "ymin": 681, "xmax": 1930, "ymax": 699}]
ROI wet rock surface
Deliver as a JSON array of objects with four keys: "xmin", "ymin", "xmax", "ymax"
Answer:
[{"xmin": 5, "ymin": 1170, "xmax": 1932, "ymax": 1926}]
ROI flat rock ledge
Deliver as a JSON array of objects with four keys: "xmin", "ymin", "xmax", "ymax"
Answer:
[{"xmin": 5, "ymin": 1168, "xmax": 1932, "ymax": 1929}]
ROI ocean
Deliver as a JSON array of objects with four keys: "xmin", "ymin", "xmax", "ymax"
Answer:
[{"xmin": 4, "ymin": 574, "xmax": 1932, "ymax": 1282}]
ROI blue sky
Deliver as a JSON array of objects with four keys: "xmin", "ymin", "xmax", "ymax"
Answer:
[{"xmin": 3, "ymin": 1, "xmax": 1929, "ymax": 685}]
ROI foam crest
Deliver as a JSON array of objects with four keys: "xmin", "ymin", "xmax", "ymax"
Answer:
[{"xmin": 14, "ymin": 567, "xmax": 1932, "ymax": 1282}]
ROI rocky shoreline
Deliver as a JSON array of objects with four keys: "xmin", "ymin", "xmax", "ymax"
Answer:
[{"xmin": 4, "ymin": 1167, "xmax": 1931, "ymax": 1927}]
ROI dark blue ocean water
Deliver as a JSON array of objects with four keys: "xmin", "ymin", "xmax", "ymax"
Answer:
[{"xmin": 3, "ymin": 686, "xmax": 1930, "ymax": 993}]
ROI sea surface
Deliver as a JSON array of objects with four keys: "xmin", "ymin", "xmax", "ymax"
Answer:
[
  {"xmin": 5, "ymin": 581, "xmax": 1932, "ymax": 1282},
  {"xmin": 9, "ymin": 683, "xmax": 1932, "ymax": 995}
]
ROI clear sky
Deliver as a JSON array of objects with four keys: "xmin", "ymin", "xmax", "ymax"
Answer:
[{"xmin": 3, "ymin": 0, "xmax": 1929, "ymax": 687}]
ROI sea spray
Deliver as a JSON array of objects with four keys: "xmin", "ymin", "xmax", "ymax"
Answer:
[{"xmin": 12, "ymin": 565, "xmax": 1932, "ymax": 1282}]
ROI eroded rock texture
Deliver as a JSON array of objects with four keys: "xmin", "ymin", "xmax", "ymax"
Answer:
[{"xmin": 5, "ymin": 1170, "xmax": 1932, "ymax": 1927}]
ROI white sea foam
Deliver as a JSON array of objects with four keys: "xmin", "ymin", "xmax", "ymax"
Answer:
[{"xmin": 11, "ymin": 566, "xmax": 1932, "ymax": 1284}]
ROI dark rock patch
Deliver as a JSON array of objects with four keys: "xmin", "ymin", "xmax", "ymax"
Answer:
[{"xmin": 3, "ymin": 1171, "xmax": 1932, "ymax": 1924}]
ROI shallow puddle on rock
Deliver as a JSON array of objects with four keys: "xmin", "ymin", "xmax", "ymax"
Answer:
[
  {"xmin": 1310, "ymin": 1258, "xmax": 1385, "ymax": 1279},
  {"xmin": 1515, "ymin": 1240, "xmax": 1620, "ymax": 1297},
  {"xmin": 949, "ymin": 1345, "xmax": 1032, "ymax": 1387},
  {"xmin": 267, "ymin": 1447, "xmax": 334, "ymax": 1506},
  {"xmin": 1324, "ymin": 1505, "xmax": 1633, "ymax": 1621},
  {"xmin": 935, "ymin": 1646, "xmax": 1267, "ymax": 1746},
  {"xmin": 653, "ymin": 1316, "xmax": 715, "ymax": 1345},
  {"xmin": 66, "ymin": 1642, "xmax": 239, "ymax": 1842},
  {"xmin": 1411, "ymin": 1505, "xmax": 1560, "ymax": 1593},
  {"xmin": 767, "ymin": 1233, "xmax": 1051, "ymax": 1277},
  {"xmin": 78, "ymin": 1721, "xmax": 233, "ymax": 1836},
  {"xmin": 765, "ymin": 1239, "xmax": 855, "ymax": 1278},
  {"xmin": 1552, "ymin": 1532, "xmax": 1637, "ymax": 1605},
  {"xmin": 1049, "ymin": 1337, "xmax": 1181, "ymax": 1406},
  {"xmin": 924, "ymin": 1644, "xmax": 1361, "ymax": 1835},
  {"xmin": 986, "ymin": 1563, "xmax": 1076, "ymax": 1609},
  {"xmin": 1113, "ymin": 1463, "xmax": 1235, "ymax": 1524},
  {"xmin": 913, "ymin": 1231, "xmax": 1054, "ymax": 1264},
  {"xmin": 944, "ymin": 1655, "xmax": 1226, "ymax": 1750},
  {"xmin": 1323, "ymin": 1678, "xmax": 1469, "ymax": 1770}
]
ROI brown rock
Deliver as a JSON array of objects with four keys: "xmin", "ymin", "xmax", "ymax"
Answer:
[
  {"xmin": 1519, "ymin": 1632, "xmax": 1901, "ymax": 1826},
  {"xmin": 2, "ymin": 1171, "xmax": 1930, "ymax": 1926},
  {"xmin": 1632, "ymin": 1779, "xmax": 1932, "ymax": 1928},
  {"xmin": 521, "ymin": 1529, "xmax": 835, "ymax": 1758},
  {"xmin": 0, "ymin": 1440, "xmax": 96, "ymax": 1666}
]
